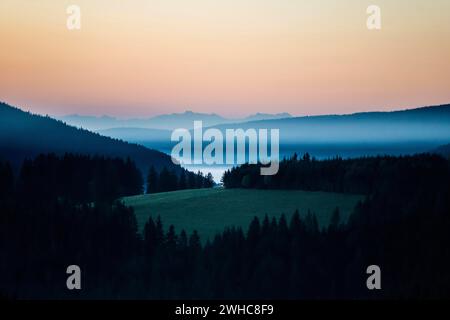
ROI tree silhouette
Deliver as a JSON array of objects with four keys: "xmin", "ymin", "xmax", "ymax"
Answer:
[{"xmin": 146, "ymin": 165, "xmax": 158, "ymax": 194}]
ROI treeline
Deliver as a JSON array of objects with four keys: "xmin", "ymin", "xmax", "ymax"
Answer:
[
  {"xmin": 1, "ymin": 153, "xmax": 450, "ymax": 298},
  {"xmin": 222, "ymin": 153, "xmax": 449, "ymax": 194},
  {"xmin": 146, "ymin": 166, "xmax": 214, "ymax": 194},
  {"xmin": 0, "ymin": 155, "xmax": 141, "ymax": 298},
  {"xmin": 4, "ymin": 153, "xmax": 143, "ymax": 203}
]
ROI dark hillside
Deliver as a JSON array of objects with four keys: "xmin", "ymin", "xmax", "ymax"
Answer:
[{"xmin": 0, "ymin": 102, "xmax": 178, "ymax": 174}]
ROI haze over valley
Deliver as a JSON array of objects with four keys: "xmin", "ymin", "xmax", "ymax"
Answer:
[{"xmin": 54, "ymin": 103, "xmax": 450, "ymax": 182}]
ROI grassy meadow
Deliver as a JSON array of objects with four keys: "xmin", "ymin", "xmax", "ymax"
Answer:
[{"xmin": 123, "ymin": 188, "xmax": 363, "ymax": 241}]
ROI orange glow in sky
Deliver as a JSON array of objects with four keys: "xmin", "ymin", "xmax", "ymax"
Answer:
[{"xmin": 1, "ymin": 0, "xmax": 449, "ymax": 117}]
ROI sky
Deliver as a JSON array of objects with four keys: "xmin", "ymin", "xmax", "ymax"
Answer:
[{"xmin": 0, "ymin": 0, "xmax": 449, "ymax": 118}]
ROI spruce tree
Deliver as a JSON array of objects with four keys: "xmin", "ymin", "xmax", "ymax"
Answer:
[{"xmin": 146, "ymin": 165, "xmax": 158, "ymax": 194}]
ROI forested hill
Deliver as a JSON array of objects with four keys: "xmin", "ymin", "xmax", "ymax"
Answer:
[
  {"xmin": 435, "ymin": 143, "xmax": 450, "ymax": 157},
  {"xmin": 0, "ymin": 102, "xmax": 178, "ymax": 174}
]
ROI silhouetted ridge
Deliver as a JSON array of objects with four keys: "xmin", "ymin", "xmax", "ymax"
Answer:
[{"xmin": 0, "ymin": 101, "xmax": 178, "ymax": 174}]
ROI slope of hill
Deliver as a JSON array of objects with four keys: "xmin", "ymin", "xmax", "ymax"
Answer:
[
  {"xmin": 98, "ymin": 127, "xmax": 172, "ymax": 142},
  {"xmin": 0, "ymin": 102, "xmax": 179, "ymax": 174},
  {"xmin": 123, "ymin": 188, "xmax": 363, "ymax": 240}
]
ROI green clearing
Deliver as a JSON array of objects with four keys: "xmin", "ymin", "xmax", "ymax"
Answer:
[{"xmin": 123, "ymin": 188, "xmax": 363, "ymax": 241}]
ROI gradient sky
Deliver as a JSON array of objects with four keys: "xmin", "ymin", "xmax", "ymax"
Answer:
[{"xmin": 1, "ymin": 0, "xmax": 449, "ymax": 117}]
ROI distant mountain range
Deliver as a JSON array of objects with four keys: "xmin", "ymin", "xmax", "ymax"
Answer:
[
  {"xmin": 2, "ymin": 101, "xmax": 449, "ymax": 173},
  {"xmin": 57, "ymin": 111, "xmax": 292, "ymax": 131},
  {"xmin": 95, "ymin": 104, "xmax": 450, "ymax": 159},
  {"xmin": 0, "ymin": 102, "xmax": 180, "ymax": 174},
  {"xmin": 209, "ymin": 104, "xmax": 450, "ymax": 144}
]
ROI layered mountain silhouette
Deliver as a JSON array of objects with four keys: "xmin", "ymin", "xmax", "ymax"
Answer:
[
  {"xmin": 2, "ymin": 101, "xmax": 449, "ymax": 170},
  {"xmin": 58, "ymin": 111, "xmax": 292, "ymax": 131},
  {"xmin": 209, "ymin": 104, "xmax": 450, "ymax": 143},
  {"xmin": 0, "ymin": 102, "xmax": 179, "ymax": 174},
  {"xmin": 94, "ymin": 104, "xmax": 450, "ymax": 159}
]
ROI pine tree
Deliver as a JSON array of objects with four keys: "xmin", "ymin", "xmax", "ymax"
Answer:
[
  {"xmin": 247, "ymin": 216, "xmax": 261, "ymax": 248},
  {"xmin": 166, "ymin": 225, "xmax": 178, "ymax": 250},
  {"xmin": 178, "ymin": 169, "xmax": 187, "ymax": 190},
  {"xmin": 205, "ymin": 172, "xmax": 214, "ymax": 188},
  {"xmin": 328, "ymin": 207, "xmax": 341, "ymax": 233},
  {"xmin": 146, "ymin": 165, "xmax": 158, "ymax": 194},
  {"xmin": 179, "ymin": 230, "xmax": 188, "ymax": 249},
  {"xmin": 189, "ymin": 230, "xmax": 201, "ymax": 251},
  {"xmin": 158, "ymin": 167, "xmax": 178, "ymax": 192},
  {"xmin": 195, "ymin": 171, "xmax": 204, "ymax": 188},
  {"xmin": 144, "ymin": 216, "xmax": 157, "ymax": 255},
  {"xmin": 155, "ymin": 216, "xmax": 165, "ymax": 246}
]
